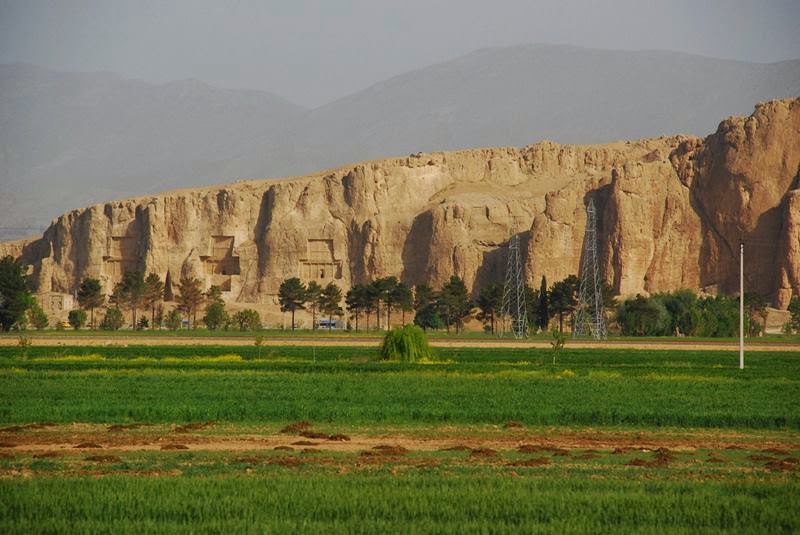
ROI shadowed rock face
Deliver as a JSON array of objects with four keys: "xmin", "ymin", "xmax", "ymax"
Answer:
[{"xmin": 2, "ymin": 98, "xmax": 799, "ymax": 308}]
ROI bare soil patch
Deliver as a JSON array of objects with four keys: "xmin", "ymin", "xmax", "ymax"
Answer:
[
  {"xmin": 0, "ymin": 423, "xmax": 56, "ymax": 433},
  {"xmin": 32, "ymin": 451, "xmax": 62, "ymax": 459},
  {"xmin": 440, "ymin": 445, "xmax": 471, "ymax": 452},
  {"xmin": 108, "ymin": 423, "xmax": 150, "ymax": 432},
  {"xmin": 507, "ymin": 457, "xmax": 550, "ymax": 467},
  {"xmin": 173, "ymin": 422, "xmax": 214, "ymax": 433},
  {"xmin": 280, "ymin": 421, "xmax": 312, "ymax": 434},
  {"xmin": 3, "ymin": 425, "xmax": 798, "ymax": 460},
  {"xmin": 470, "ymin": 447, "xmax": 497, "ymax": 458},
  {"xmin": 85, "ymin": 454, "xmax": 121, "ymax": 463}
]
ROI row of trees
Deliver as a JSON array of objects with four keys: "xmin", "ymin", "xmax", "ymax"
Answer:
[
  {"xmin": 473, "ymin": 275, "xmax": 615, "ymax": 335},
  {"xmin": 275, "ymin": 273, "xmax": 608, "ymax": 335},
  {"xmin": 278, "ymin": 278, "xmax": 344, "ymax": 330},
  {"xmin": 616, "ymin": 290, "xmax": 767, "ymax": 337},
  {"xmin": 0, "ymin": 253, "xmax": 776, "ymax": 336}
]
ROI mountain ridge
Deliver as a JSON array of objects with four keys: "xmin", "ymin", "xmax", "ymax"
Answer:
[
  {"xmin": 1, "ymin": 44, "xmax": 798, "ymax": 240},
  {"xmin": 2, "ymin": 98, "xmax": 798, "ymax": 322}
]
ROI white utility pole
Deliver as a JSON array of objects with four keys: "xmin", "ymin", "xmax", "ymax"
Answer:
[{"xmin": 739, "ymin": 242, "xmax": 744, "ymax": 370}]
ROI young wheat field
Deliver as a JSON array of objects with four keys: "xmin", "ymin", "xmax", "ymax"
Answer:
[{"xmin": 1, "ymin": 343, "xmax": 798, "ymax": 533}]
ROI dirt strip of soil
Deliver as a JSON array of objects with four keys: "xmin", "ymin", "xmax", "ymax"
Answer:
[{"xmin": 2, "ymin": 428, "xmax": 798, "ymax": 454}]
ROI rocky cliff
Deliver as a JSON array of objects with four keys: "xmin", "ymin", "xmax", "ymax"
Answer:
[{"xmin": 2, "ymin": 98, "xmax": 799, "ymax": 312}]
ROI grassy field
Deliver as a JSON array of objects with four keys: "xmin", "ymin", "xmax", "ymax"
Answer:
[
  {"xmin": 0, "ymin": 345, "xmax": 798, "ymax": 428},
  {"xmin": 3, "ymin": 447, "xmax": 798, "ymax": 534},
  {"xmin": 1, "ymin": 343, "xmax": 798, "ymax": 532}
]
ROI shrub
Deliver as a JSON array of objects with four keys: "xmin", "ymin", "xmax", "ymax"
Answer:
[
  {"xmin": 379, "ymin": 324, "xmax": 434, "ymax": 362},
  {"xmin": 100, "ymin": 308, "xmax": 125, "ymax": 331},
  {"xmin": 616, "ymin": 295, "xmax": 670, "ymax": 336},
  {"xmin": 203, "ymin": 302, "xmax": 228, "ymax": 330},
  {"xmin": 232, "ymin": 309, "xmax": 262, "ymax": 331},
  {"xmin": 28, "ymin": 302, "xmax": 49, "ymax": 330},
  {"xmin": 165, "ymin": 309, "xmax": 182, "ymax": 330},
  {"xmin": 68, "ymin": 309, "xmax": 87, "ymax": 330}
]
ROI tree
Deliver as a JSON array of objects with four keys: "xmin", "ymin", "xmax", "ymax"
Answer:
[
  {"xmin": 278, "ymin": 277, "xmax": 307, "ymax": 330},
  {"xmin": 380, "ymin": 324, "xmax": 434, "ymax": 362},
  {"xmin": 232, "ymin": 309, "xmax": 262, "ymax": 331},
  {"xmin": 163, "ymin": 270, "xmax": 174, "ymax": 301},
  {"xmin": 0, "ymin": 256, "xmax": 32, "ymax": 332},
  {"xmin": 789, "ymin": 296, "xmax": 800, "ymax": 333},
  {"xmin": 694, "ymin": 295, "xmax": 738, "ymax": 337},
  {"xmin": 165, "ymin": 309, "xmax": 182, "ymax": 330},
  {"xmin": 394, "ymin": 282, "xmax": 414, "ymax": 325},
  {"xmin": 745, "ymin": 292, "xmax": 768, "ymax": 337},
  {"xmin": 205, "ymin": 285, "xmax": 224, "ymax": 305},
  {"xmin": 305, "ymin": 280, "xmax": 323, "ymax": 330},
  {"xmin": 476, "ymin": 283, "xmax": 503, "ymax": 334},
  {"xmin": 654, "ymin": 289, "xmax": 698, "ymax": 336},
  {"xmin": 537, "ymin": 276, "xmax": 549, "ymax": 331},
  {"xmin": 439, "ymin": 276, "xmax": 471, "ymax": 333},
  {"xmin": 28, "ymin": 300, "xmax": 49, "ymax": 330},
  {"xmin": 524, "ymin": 285, "xmax": 540, "ymax": 334},
  {"xmin": 203, "ymin": 302, "xmax": 228, "ymax": 330},
  {"xmin": 111, "ymin": 271, "xmax": 146, "ymax": 328},
  {"xmin": 549, "ymin": 275, "xmax": 579, "ymax": 333},
  {"xmin": 68, "ymin": 309, "xmax": 87, "ymax": 330},
  {"xmin": 363, "ymin": 283, "xmax": 379, "ymax": 330},
  {"xmin": 345, "ymin": 284, "xmax": 368, "ymax": 331},
  {"xmin": 413, "ymin": 284, "xmax": 442, "ymax": 331},
  {"xmin": 154, "ymin": 303, "xmax": 165, "ymax": 329},
  {"xmin": 379, "ymin": 276, "xmax": 401, "ymax": 329},
  {"xmin": 616, "ymin": 294, "xmax": 670, "ymax": 336},
  {"xmin": 176, "ymin": 275, "xmax": 204, "ymax": 329},
  {"xmin": 143, "ymin": 273, "xmax": 164, "ymax": 330},
  {"xmin": 320, "ymin": 282, "xmax": 343, "ymax": 330},
  {"xmin": 371, "ymin": 277, "xmax": 398, "ymax": 330},
  {"xmin": 77, "ymin": 277, "xmax": 104, "ymax": 329},
  {"xmin": 100, "ymin": 307, "xmax": 125, "ymax": 331}
]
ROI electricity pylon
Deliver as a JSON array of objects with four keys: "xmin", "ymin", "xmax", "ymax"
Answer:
[
  {"xmin": 501, "ymin": 233, "xmax": 528, "ymax": 339},
  {"xmin": 573, "ymin": 198, "xmax": 607, "ymax": 339}
]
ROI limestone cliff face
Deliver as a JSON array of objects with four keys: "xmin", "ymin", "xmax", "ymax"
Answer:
[{"xmin": 2, "ymin": 98, "xmax": 799, "ymax": 310}]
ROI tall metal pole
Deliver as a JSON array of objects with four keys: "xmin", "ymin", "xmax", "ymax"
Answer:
[{"xmin": 739, "ymin": 242, "xmax": 744, "ymax": 370}]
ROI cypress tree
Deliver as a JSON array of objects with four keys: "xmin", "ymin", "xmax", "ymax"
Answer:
[{"xmin": 537, "ymin": 276, "xmax": 549, "ymax": 331}]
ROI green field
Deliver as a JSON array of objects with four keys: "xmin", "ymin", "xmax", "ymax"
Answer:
[
  {"xmin": 3, "ymin": 451, "xmax": 798, "ymax": 534},
  {"xmin": 1, "ymin": 345, "xmax": 798, "ymax": 428},
  {"xmin": 1, "ymin": 344, "xmax": 798, "ymax": 533}
]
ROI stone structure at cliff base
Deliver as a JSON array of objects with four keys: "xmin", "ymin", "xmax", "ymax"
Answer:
[{"xmin": 1, "ymin": 98, "xmax": 799, "ymax": 322}]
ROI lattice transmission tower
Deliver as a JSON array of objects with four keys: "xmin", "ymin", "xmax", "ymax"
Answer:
[
  {"xmin": 501, "ymin": 233, "xmax": 528, "ymax": 339},
  {"xmin": 573, "ymin": 198, "xmax": 607, "ymax": 339}
]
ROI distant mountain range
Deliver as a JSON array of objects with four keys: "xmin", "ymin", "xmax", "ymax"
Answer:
[{"xmin": 1, "ymin": 44, "xmax": 798, "ymax": 240}]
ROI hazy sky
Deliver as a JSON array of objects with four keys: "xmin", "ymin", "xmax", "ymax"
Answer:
[{"xmin": 1, "ymin": 0, "xmax": 799, "ymax": 107}]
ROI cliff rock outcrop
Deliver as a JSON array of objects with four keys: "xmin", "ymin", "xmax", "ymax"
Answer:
[{"xmin": 2, "ymin": 98, "xmax": 799, "ymax": 313}]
